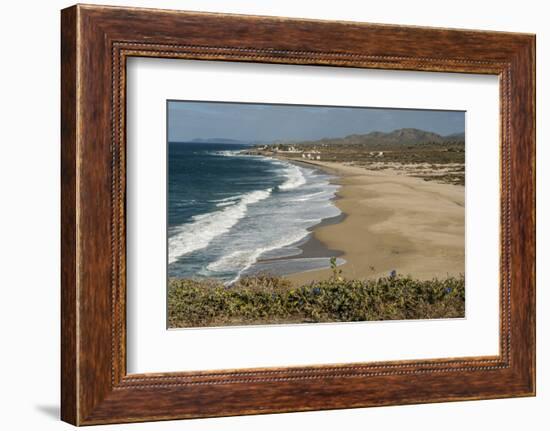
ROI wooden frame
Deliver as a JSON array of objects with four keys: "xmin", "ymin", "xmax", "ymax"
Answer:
[{"xmin": 61, "ymin": 4, "xmax": 535, "ymax": 426}]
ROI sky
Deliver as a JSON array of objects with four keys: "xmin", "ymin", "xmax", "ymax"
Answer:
[{"xmin": 168, "ymin": 100, "xmax": 465, "ymax": 143}]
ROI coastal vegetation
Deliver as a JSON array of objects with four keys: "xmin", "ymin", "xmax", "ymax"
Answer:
[{"xmin": 167, "ymin": 268, "xmax": 465, "ymax": 328}]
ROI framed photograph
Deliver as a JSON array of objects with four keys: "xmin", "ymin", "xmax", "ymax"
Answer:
[
  {"xmin": 163, "ymin": 100, "xmax": 467, "ymax": 329},
  {"xmin": 61, "ymin": 4, "xmax": 535, "ymax": 425}
]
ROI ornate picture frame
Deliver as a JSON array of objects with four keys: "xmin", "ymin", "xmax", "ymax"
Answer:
[{"xmin": 61, "ymin": 4, "xmax": 535, "ymax": 425}]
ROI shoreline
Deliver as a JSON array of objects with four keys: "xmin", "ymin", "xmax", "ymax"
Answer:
[
  {"xmin": 275, "ymin": 158, "xmax": 465, "ymax": 286},
  {"xmin": 248, "ymin": 157, "xmax": 346, "ymax": 278},
  {"xmin": 253, "ymin": 157, "xmax": 345, "ymax": 269},
  {"xmin": 256, "ymin": 211, "xmax": 346, "ymax": 263}
]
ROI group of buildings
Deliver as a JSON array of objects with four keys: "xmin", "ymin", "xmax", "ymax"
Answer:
[{"xmin": 257, "ymin": 144, "xmax": 322, "ymax": 160}]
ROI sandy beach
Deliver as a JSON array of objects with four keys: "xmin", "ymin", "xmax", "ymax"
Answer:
[{"xmin": 282, "ymin": 160, "xmax": 465, "ymax": 285}]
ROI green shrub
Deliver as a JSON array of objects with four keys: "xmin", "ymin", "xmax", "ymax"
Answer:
[{"xmin": 167, "ymin": 274, "xmax": 465, "ymax": 328}]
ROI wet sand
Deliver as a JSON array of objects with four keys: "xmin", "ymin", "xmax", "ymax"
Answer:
[{"xmin": 282, "ymin": 160, "xmax": 465, "ymax": 285}]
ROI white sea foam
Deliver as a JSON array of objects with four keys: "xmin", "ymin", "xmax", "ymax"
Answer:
[
  {"xmin": 210, "ymin": 150, "xmax": 244, "ymax": 157},
  {"xmin": 213, "ymin": 195, "xmax": 241, "ymax": 202},
  {"xmin": 168, "ymin": 188, "xmax": 272, "ymax": 264},
  {"xmin": 213, "ymin": 195, "xmax": 241, "ymax": 207},
  {"xmin": 292, "ymin": 190, "xmax": 331, "ymax": 202},
  {"xmin": 215, "ymin": 201, "xmax": 237, "ymax": 207},
  {"xmin": 207, "ymin": 230, "xmax": 310, "ymax": 285},
  {"xmin": 201, "ymin": 162, "xmax": 340, "ymax": 283},
  {"xmin": 279, "ymin": 164, "xmax": 306, "ymax": 190}
]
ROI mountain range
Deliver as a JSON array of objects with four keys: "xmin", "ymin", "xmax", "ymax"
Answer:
[
  {"xmin": 188, "ymin": 138, "xmax": 250, "ymax": 145},
  {"xmin": 299, "ymin": 128, "xmax": 465, "ymax": 146},
  {"xmin": 186, "ymin": 128, "xmax": 464, "ymax": 147}
]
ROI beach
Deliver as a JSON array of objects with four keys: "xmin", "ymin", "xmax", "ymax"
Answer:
[{"xmin": 281, "ymin": 160, "xmax": 465, "ymax": 285}]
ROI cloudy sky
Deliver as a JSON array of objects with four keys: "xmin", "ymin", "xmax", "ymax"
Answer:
[{"xmin": 168, "ymin": 100, "xmax": 465, "ymax": 143}]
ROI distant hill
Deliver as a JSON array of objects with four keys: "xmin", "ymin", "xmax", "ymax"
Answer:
[
  {"xmin": 189, "ymin": 138, "xmax": 251, "ymax": 145},
  {"xmin": 285, "ymin": 128, "xmax": 464, "ymax": 147}
]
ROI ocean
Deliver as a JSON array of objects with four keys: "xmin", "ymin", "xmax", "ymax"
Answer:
[{"xmin": 168, "ymin": 142, "xmax": 343, "ymax": 283}]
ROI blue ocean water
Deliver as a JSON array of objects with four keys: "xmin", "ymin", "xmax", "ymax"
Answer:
[{"xmin": 168, "ymin": 142, "xmax": 342, "ymax": 283}]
